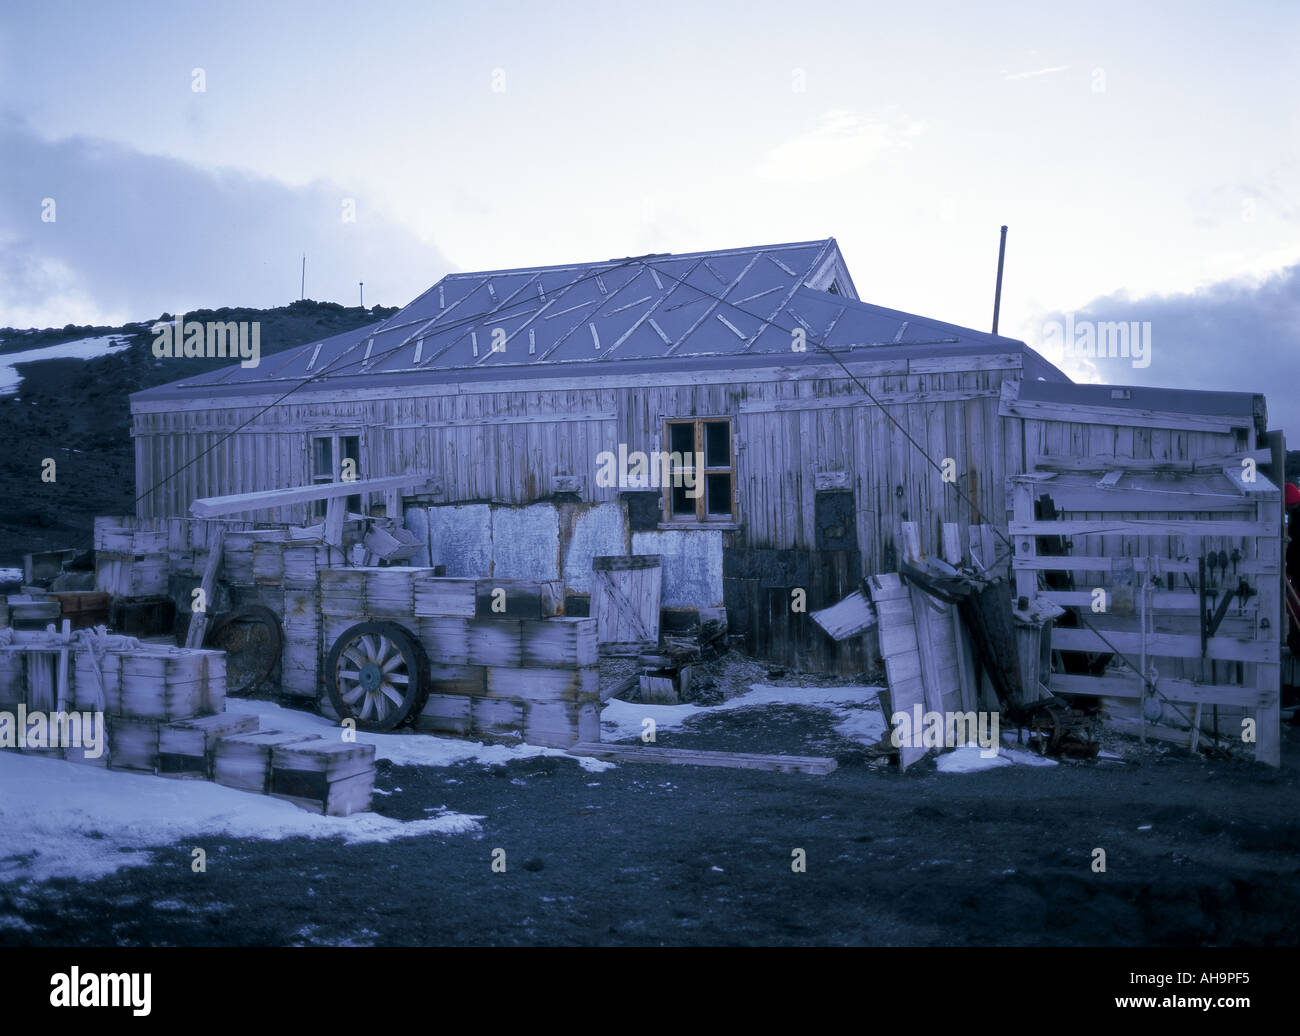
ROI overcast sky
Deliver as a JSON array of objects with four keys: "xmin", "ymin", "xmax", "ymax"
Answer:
[{"xmin": 2, "ymin": 1, "xmax": 1298, "ymax": 426}]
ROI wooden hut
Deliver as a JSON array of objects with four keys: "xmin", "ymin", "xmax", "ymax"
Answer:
[{"xmin": 129, "ymin": 239, "xmax": 1284, "ymax": 692}]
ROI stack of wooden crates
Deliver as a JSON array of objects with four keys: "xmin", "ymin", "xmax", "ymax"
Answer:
[{"xmin": 315, "ymin": 569, "xmax": 599, "ymax": 747}]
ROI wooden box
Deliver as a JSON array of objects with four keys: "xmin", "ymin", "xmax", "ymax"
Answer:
[
  {"xmin": 521, "ymin": 618, "xmax": 598, "ymax": 667},
  {"xmin": 523, "ymin": 701, "xmax": 600, "ymax": 748},
  {"xmin": 107, "ymin": 715, "xmax": 161, "ymax": 773},
  {"xmin": 270, "ymin": 740, "xmax": 377, "ymax": 816},
  {"xmin": 412, "ymin": 576, "xmax": 477, "ymax": 617},
  {"xmin": 470, "ymin": 697, "xmax": 524, "ymax": 739},
  {"xmin": 465, "ymin": 618, "xmax": 522, "ymax": 667},
  {"xmin": 213, "ymin": 730, "xmax": 319, "ymax": 793},
  {"xmin": 484, "ymin": 665, "xmax": 599, "ymax": 704},
  {"xmin": 417, "ymin": 692, "xmax": 473, "ymax": 735},
  {"xmin": 426, "ymin": 663, "xmax": 487, "ymax": 697},
  {"xmin": 416, "ymin": 616, "xmax": 471, "ymax": 666},
  {"xmin": 159, "ymin": 712, "xmax": 259, "ymax": 778},
  {"xmin": 474, "ymin": 579, "xmax": 562, "ymax": 619}
]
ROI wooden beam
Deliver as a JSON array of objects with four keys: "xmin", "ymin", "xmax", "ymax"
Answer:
[
  {"xmin": 1049, "ymin": 671, "xmax": 1272, "ymax": 707},
  {"xmin": 185, "ymin": 525, "xmax": 225, "ymax": 650},
  {"xmin": 1023, "ymin": 485, "xmax": 1254, "ymax": 513},
  {"xmin": 1000, "ymin": 380, "xmax": 1250, "ymax": 434},
  {"xmin": 1010, "ymin": 519, "xmax": 1277, "ymax": 538},
  {"xmin": 1050, "ymin": 626, "xmax": 1278, "ymax": 664},
  {"xmin": 739, "ymin": 388, "xmax": 998, "ymax": 415},
  {"xmin": 1029, "ymin": 451, "xmax": 1271, "ymax": 474},
  {"xmin": 190, "ymin": 473, "xmax": 438, "ymax": 517},
  {"xmin": 569, "ymin": 742, "xmax": 838, "ymax": 775},
  {"xmin": 1014, "ymin": 555, "xmax": 1274, "ymax": 576}
]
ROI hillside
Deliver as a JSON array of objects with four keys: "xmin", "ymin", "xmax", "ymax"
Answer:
[{"xmin": 0, "ymin": 301, "xmax": 397, "ymax": 565}]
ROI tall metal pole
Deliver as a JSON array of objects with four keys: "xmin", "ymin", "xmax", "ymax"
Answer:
[
  {"xmin": 301, "ymin": 254, "xmax": 306, "ymax": 300},
  {"xmin": 992, "ymin": 225, "xmax": 1008, "ymax": 334},
  {"xmin": 360, "ymin": 282, "xmax": 364, "ymax": 308}
]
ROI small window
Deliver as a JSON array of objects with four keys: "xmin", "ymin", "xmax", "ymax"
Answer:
[
  {"xmin": 310, "ymin": 432, "xmax": 362, "ymax": 520},
  {"xmin": 662, "ymin": 418, "xmax": 735, "ymax": 523}
]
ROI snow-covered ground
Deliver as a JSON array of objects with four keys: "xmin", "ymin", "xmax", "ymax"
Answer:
[
  {"xmin": 0, "ymin": 683, "xmax": 1085, "ymax": 885},
  {"xmin": 0, "ymin": 334, "xmax": 131, "ymax": 394},
  {"xmin": 0, "ymin": 699, "xmax": 621, "ymax": 884},
  {"xmin": 0, "ymin": 751, "xmax": 482, "ymax": 885}
]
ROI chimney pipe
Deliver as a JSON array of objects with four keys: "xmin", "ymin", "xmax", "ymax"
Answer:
[{"xmin": 992, "ymin": 225, "xmax": 1008, "ymax": 334}]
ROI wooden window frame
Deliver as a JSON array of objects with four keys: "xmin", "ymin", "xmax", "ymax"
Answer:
[
  {"xmin": 309, "ymin": 430, "xmax": 365, "ymax": 520},
  {"xmin": 661, "ymin": 417, "xmax": 736, "ymax": 524}
]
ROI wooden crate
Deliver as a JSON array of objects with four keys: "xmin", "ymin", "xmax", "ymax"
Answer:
[
  {"xmin": 119, "ymin": 651, "xmax": 217, "ymax": 721},
  {"xmin": 484, "ymin": 665, "xmax": 599, "ymax": 704},
  {"xmin": 523, "ymin": 701, "xmax": 600, "ymax": 748},
  {"xmin": 0, "ymin": 647, "xmax": 26, "ymax": 707},
  {"xmin": 159, "ymin": 713, "xmax": 259, "ymax": 778},
  {"xmin": 72, "ymin": 652, "xmax": 120, "ymax": 712},
  {"xmin": 474, "ymin": 579, "xmax": 562, "ymax": 619},
  {"xmin": 466, "ymin": 619, "xmax": 522, "ymax": 667},
  {"xmin": 363, "ymin": 568, "xmax": 416, "ymax": 617},
  {"xmin": 252, "ymin": 541, "xmax": 285, "ymax": 584},
  {"xmin": 521, "ymin": 618, "xmax": 598, "ymax": 667},
  {"xmin": 417, "ymin": 692, "xmax": 473, "ymax": 735},
  {"xmin": 107, "ymin": 716, "xmax": 161, "ymax": 773},
  {"xmin": 426, "ymin": 663, "xmax": 487, "ymax": 696},
  {"xmin": 413, "ymin": 575, "xmax": 477, "ymax": 617},
  {"xmin": 270, "ymin": 740, "xmax": 376, "ymax": 815},
  {"xmin": 416, "ymin": 616, "xmax": 472, "ymax": 666},
  {"xmin": 213, "ymin": 730, "xmax": 319, "ymax": 793},
  {"xmin": 94, "ymin": 553, "xmax": 169, "ymax": 597},
  {"xmin": 470, "ymin": 697, "xmax": 524, "ymax": 739},
  {"xmin": 283, "ymin": 543, "xmax": 329, "ymax": 589}
]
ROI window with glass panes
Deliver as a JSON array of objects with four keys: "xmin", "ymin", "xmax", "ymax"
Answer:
[
  {"xmin": 663, "ymin": 418, "xmax": 735, "ymax": 522},
  {"xmin": 310, "ymin": 432, "xmax": 362, "ymax": 520}
]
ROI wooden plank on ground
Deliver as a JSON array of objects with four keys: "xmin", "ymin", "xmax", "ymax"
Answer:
[{"xmin": 569, "ymin": 742, "xmax": 836, "ymax": 775}]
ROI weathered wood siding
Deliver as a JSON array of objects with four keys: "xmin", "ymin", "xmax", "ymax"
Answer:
[{"xmin": 133, "ymin": 355, "xmax": 1028, "ymax": 577}]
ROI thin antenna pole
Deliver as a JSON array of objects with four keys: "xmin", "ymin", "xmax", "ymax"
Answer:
[
  {"xmin": 991, "ymin": 225, "xmax": 1007, "ymax": 334},
  {"xmin": 359, "ymin": 281, "xmax": 364, "ymax": 308}
]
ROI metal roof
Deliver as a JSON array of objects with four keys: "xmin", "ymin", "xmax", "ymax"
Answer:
[
  {"xmin": 1016, "ymin": 379, "xmax": 1261, "ymax": 420},
  {"xmin": 134, "ymin": 238, "xmax": 1039, "ymax": 403}
]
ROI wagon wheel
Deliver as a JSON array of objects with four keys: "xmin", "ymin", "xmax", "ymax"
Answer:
[
  {"xmin": 325, "ymin": 621, "xmax": 427, "ymax": 732},
  {"xmin": 205, "ymin": 605, "xmax": 283, "ymax": 697}
]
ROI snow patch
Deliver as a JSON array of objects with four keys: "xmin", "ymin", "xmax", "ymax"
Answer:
[
  {"xmin": 936, "ymin": 745, "xmax": 1013, "ymax": 773},
  {"xmin": 0, "ymin": 334, "xmax": 131, "ymax": 394},
  {"xmin": 0, "ymin": 750, "xmax": 482, "ymax": 885}
]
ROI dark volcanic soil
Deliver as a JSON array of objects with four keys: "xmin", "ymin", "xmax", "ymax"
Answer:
[
  {"xmin": 3, "ymin": 705, "xmax": 1297, "ymax": 947},
  {"xmin": 0, "ymin": 302, "xmax": 395, "ymax": 564}
]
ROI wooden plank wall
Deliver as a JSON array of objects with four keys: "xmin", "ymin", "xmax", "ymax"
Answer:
[{"xmin": 134, "ymin": 359, "xmax": 1023, "ymax": 581}]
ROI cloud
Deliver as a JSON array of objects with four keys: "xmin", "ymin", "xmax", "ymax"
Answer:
[
  {"xmin": 0, "ymin": 117, "xmax": 451, "ymax": 328},
  {"xmin": 1035, "ymin": 262, "xmax": 1300, "ymax": 433},
  {"xmin": 755, "ymin": 109, "xmax": 923, "ymax": 184},
  {"xmin": 1003, "ymin": 65, "xmax": 1069, "ymax": 81}
]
